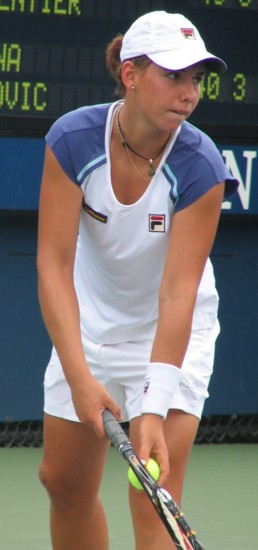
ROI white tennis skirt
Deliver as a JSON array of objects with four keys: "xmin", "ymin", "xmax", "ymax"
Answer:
[{"xmin": 44, "ymin": 319, "xmax": 220, "ymax": 422}]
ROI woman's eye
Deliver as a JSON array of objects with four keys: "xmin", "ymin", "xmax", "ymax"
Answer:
[
  {"xmin": 166, "ymin": 72, "xmax": 204, "ymax": 84},
  {"xmin": 193, "ymin": 75, "xmax": 204, "ymax": 85},
  {"xmin": 167, "ymin": 73, "xmax": 180, "ymax": 80}
]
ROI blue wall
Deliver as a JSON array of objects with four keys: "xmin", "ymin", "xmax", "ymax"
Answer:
[
  {"xmin": 0, "ymin": 137, "xmax": 257, "ymax": 421},
  {"xmin": 204, "ymin": 216, "xmax": 258, "ymax": 415},
  {"xmin": 0, "ymin": 215, "xmax": 51, "ymax": 421}
]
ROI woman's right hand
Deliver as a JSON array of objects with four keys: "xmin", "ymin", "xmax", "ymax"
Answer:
[{"xmin": 70, "ymin": 373, "xmax": 122, "ymax": 438}]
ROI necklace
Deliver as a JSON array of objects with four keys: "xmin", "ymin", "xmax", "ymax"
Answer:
[
  {"xmin": 123, "ymin": 143, "xmax": 152, "ymax": 180},
  {"xmin": 116, "ymin": 107, "xmax": 168, "ymax": 178}
]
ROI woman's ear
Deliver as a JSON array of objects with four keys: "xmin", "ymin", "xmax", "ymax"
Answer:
[{"xmin": 121, "ymin": 60, "xmax": 137, "ymax": 92}]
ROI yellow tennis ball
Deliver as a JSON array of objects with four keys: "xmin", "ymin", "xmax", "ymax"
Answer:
[{"xmin": 128, "ymin": 458, "xmax": 160, "ymax": 490}]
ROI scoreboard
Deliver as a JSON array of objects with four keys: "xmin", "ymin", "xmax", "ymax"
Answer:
[{"xmin": 0, "ymin": 0, "xmax": 257, "ymax": 139}]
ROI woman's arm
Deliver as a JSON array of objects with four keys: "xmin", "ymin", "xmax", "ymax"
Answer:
[
  {"xmin": 139, "ymin": 182, "xmax": 225, "ymax": 478},
  {"xmin": 37, "ymin": 145, "xmax": 121, "ymax": 435},
  {"xmin": 151, "ymin": 181, "xmax": 225, "ymax": 366}
]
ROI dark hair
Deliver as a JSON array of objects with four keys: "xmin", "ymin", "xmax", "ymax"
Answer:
[{"xmin": 105, "ymin": 34, "xmax": 151, "ymax": 98}]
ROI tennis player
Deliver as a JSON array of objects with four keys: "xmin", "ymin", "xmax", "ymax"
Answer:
[{"xmin": 37, "ymin": 11, "xmax": 238, "ymax": 550}]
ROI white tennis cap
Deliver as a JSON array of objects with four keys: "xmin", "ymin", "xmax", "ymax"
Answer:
[{"xmin": 120, "ymin": 11, "xmax": 226, "ymax": 74}]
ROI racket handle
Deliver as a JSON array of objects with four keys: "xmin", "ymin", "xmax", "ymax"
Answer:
[{"xmin": 103, "ymin": 409, "xmax": 130, "ymax": 450}]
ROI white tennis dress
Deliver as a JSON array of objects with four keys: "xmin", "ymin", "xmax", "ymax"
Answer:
[{"xmin": 43, "ymin": 101, "xmax": 238, "ymax": 421}]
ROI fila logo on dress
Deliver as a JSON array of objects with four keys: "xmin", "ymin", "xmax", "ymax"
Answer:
[{"xmin": 149, "ymin": 214, "xmax": 165, "ymax": 233}]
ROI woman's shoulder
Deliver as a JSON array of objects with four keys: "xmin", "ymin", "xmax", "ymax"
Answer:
[
  {"xmin": 165, "ymin": 122, "xmax": 238, "ymax": 210},
  {"xmin": 173, "ymin": 121, "xmax": 220, "ymax": 159},
  {"xmin": 45, "ymin": 103, "xmax": 113, "ymax": 185},
  {"xmin": 46, "ymin": 103, "xmax": 112, "ymax": 145}
]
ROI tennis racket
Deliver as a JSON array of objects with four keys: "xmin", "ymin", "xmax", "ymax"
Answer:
[{"xmin": 103, "ymin": 409, "xmax": 205, "ymax": 550}]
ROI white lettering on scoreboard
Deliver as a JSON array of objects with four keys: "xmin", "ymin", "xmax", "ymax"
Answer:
[{"xmin": 221, "ymin": 149, "xmax": 257, "ymax": 212}]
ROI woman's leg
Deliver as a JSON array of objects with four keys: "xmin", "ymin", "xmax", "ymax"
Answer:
[
  {"xmin": 39, "ymin": 413, "xmax": 110, "ymax": 550},
  {"xmin": 128, "ymin": 410, "xmax": 199, "ymax": 550}
]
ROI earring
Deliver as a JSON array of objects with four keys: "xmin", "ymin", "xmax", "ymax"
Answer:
[{"xmin": 131, "ymin": 85, "xmax": 135, "ymax": 91}]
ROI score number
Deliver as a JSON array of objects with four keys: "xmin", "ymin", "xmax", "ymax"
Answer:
[
  {"xmin": 200, "ymin": 72, "xmax": 248, "ymax": 103},
  {"xmin": 204, "ymin": 0, "xmax": 254, "ymax": 6}
]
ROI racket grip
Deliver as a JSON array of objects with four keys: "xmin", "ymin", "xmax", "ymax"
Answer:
[{"xmin": 103, "ymin": 409, "xmax": 130, "ymax": 450}]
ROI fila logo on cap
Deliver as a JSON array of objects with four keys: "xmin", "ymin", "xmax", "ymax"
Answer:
[
  {"xmin": 181, "ymin": 28, "xmax": 196, "ymax": 40},
  {"xmin": 149, "ymin": 214, "xmax": 165, "ymax": 233}
]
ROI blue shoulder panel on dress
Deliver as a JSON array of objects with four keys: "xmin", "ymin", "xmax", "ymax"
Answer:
[
  {"xmin": 46, "ymin": 103, "xmax": 111, "ymax": 185},
  {"xmin": 164, "ymin": 122, "xmax": 238, "ymax": 212}
]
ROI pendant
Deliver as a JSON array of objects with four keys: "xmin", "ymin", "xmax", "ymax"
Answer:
[{"xmin": 148, "ymin": 159, "xmax": 155, "ymax": 177}]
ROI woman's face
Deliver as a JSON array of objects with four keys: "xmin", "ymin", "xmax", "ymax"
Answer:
[{"xmin": 132, "ymin": 61, "xmax": 205, "ymax": 133}]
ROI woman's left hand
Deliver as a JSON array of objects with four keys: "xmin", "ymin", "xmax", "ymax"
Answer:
[{"xmin": 138, "ymin": 413, "xmax": 169, "ymax": 485}]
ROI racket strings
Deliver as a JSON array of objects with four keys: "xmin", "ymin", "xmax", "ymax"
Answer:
[
  {"xmin": 158, "ymin": 499, "xmax": 190, "ymax": 549},
  {"xmin": 174, "ymin": 513, "xmax": 197, "ymax": 538}
]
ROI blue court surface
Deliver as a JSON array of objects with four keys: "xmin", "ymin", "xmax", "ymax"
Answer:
[{"xmin": 0, "ymin": 444, "xmax": 257, "ymax": 549}]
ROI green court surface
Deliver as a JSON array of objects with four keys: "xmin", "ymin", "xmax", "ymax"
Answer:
[{"xmin": 0, "ymin": 444, "xmax": 257, "ymax": 549}]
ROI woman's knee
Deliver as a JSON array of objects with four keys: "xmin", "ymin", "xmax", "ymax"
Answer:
[
  {"xmin": 129, "ymin": 488, "xmax": 172, "ymax": 548},
  {"xmin": 39, "ymin": 458, "xmax": 87, "ymax": 509},
  {"xmin": 39, "ymin": 415, "xmax": 109, "ymax": 509}
]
